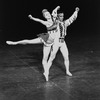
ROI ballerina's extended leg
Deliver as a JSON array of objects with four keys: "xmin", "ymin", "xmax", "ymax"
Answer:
[{"xmin": 6, "ymin": 38, "xmax": 42, "ymax": 45}]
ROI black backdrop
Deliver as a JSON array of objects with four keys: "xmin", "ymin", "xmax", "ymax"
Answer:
[{"xmin": 0, "ymin": 0, "xmax": 100, "ymax": 45}]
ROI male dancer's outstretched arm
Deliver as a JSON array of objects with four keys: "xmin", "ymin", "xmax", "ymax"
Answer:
[{"xmin": 65, "ymin": 7, "xmax": 80, "ymax": 26}]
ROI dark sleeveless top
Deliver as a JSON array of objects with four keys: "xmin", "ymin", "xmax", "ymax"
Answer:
[
  {"xmin": 37, "ymin": 18, "xmax": 58, "ymax": 46},
  {"xmin": 47, "ymin": 21, "xmax": 58, "ymax": 31}
]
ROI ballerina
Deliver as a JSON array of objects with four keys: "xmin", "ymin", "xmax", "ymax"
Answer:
[{"xmin": 6, "ymin": 6, "xmax": 60, "ymax": 81}]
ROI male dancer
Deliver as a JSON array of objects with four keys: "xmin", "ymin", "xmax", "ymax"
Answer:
[
  {"xmin": 6, "ymin": 6, "xmax": 60, "ymax": 81},
  {"xmin": 45, "ymin": 7, "xmax": 80, "ymax": 81}
]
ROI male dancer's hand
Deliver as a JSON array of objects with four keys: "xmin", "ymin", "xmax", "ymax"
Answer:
[
  {"xmin": 52, "ymin": 6, "xmax": 60, "ymax": 18},
  {"xmin": 75, "ymin": 7, "xmax": 80, "ymax": 12},
  {"xmin": 56, "ymin": 6, "xmax": 60, "ymax": 10}
]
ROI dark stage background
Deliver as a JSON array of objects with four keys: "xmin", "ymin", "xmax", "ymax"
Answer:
[{"xmin": 0, "ymin": 0, "xmax": 100, "ymax": 51}]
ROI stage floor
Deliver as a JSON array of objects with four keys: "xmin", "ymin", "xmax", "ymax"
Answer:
[{"xmin": 0, "ymin": 44, "xmax": 100, "ymax": 100}]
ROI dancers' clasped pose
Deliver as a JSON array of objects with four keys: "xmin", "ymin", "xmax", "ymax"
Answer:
[{"xmin": 6, "ymin": 6, "xmax": 80, "ymax": 81}]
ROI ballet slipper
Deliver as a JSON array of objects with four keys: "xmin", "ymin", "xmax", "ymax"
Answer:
[
  {"xmin": 43, "ymin": 72, "xmax": 49, "ymax": 81},
  {"xmin": 66, "ymin": 71, "xmax": 72, "ymax": 76}
]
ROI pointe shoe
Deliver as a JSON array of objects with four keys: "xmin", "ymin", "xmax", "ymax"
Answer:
[
  {"xmin": 6, "ymin": 41, "xmax": 17, "ymax": 45},
  {"xmin": 66, "ymin": 71, "xmax": 72, "ymax": 76},
  {"xmin": 43, "ymin": 72, "xmax": 49, "ymax": 81}
]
